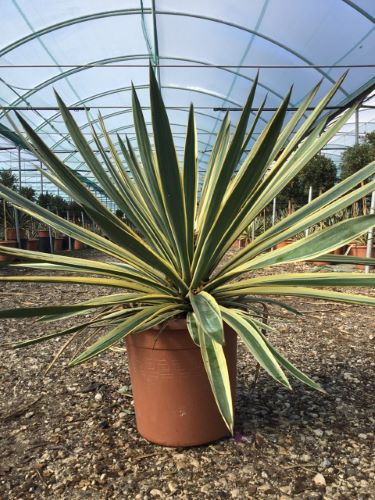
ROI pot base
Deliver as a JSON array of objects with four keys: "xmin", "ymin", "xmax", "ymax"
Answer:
[{"xmin": 126, "ymin": 320, "xmax": 237, "ymax": 447}]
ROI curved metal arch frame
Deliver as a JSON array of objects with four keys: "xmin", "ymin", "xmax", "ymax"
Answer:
[
  {"xmin": 4, "ymin": 5, "xmax": 373, "ymax": 160},
  {"xmin": 49, "ymin": 106, "xmax": 234, "ymax": 153},
  {"xmin": 341, "ymin": 0, "xmax": 375, "ymax": 24},
  {"xmin": 0, "ymin": 7, "xmax": 353, "ymax": 93},
  {"xmin": 2, "ymin": 4, "xmax": 373, "ymax": 171},
  {"xmin": 33, "ymin": 83, "xmax": 267, "ymax": 155},
  {"xmin": 0, "ymin": 54, "xmax": 293, "ymax": 117},
  {"xmin": 63, "ymin": 121, "xmax": 217, "ymax": 165},
  {"xmin": 3, "ymin": 53, "xmax": 279, "ymax": 158},
  {"xmin": 50, "ymin": 81, "xmax": 252, "ymax": 165},
  {"xmin": 0, "ymin": 9, "xmax": 151, "ymax": 57}
]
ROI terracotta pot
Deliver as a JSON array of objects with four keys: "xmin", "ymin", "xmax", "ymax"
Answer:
[
  {"xmin": 54, "ymin": 237, "xmax": 64, "ymax": 252},
  {"xmin": 0, "ymin": 240, "xmax": 17, "ymax": 262},
  {"xmin": 349, "ymin": 244, "xmax": 374, "ymax": 270},
  {"xmin": 6, "ymin": 228, "xmax": 26, "ymax": 240},
  {"xmin": 275, "ymin": 239, "xmax": 294, "ymax": 250},
  {"xmin": 73, "ymin": 239, "xmax": 85, "ymax": 250},
  {"xmin": 331, "ymin": 247, "xmax": 345, "ymax": 256},
  {"xmin": 126, "ymin": 320, "xmax": 237, "ymax": 447},
  {"xmin": 309, "ymin": 246, "xmax": 346, "ymax": 266},
  {"xmin": 232, "ymin": 238, "xmax": 250, "ymax": 249},
  {"xmin": 38, "ymin": 230, "xmax": 50, "ymax": 238},
  {"xmin": 26, "ymin": 239, "xmax": 39, "ymax": 251}
]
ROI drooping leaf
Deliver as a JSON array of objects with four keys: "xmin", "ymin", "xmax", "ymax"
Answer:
[
  {"xmin": 190, "ymin": 291, "xmax": 224, "ymax": 344},
  {"xmin": 196, "ymin": 319, "xmax": 233, "ymax": 433},
  {"xmin": 186, "ymin": 311, "xmax": 200, "ymax": 346},
  {"xmin": 70, "ymin": 303, "xmax": 183, "ymax": 366},
  {"xmin": 220, "ymin": 307, "xmax": 291, "ymax": 389}
]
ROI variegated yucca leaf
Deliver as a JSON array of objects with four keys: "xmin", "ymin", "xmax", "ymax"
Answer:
[{"xmin": 1, "ymin": 65, "xmax": 375, "ymax": 433}]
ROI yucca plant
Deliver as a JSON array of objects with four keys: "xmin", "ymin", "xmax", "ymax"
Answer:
[{"xmin": 1, "ymin": 67, "xmax": 375, "ymax": 435}]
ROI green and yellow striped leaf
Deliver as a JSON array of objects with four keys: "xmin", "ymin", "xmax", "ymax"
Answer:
[
  {"xmin": 190, "ymin": 291, "xmax": 224, "ymax": 344},
  {"xmin": 196, "ymin": 319, "xmax": 233, "ymax": 433},
  {"xmin": 220, "ymin": 307, "xmax": 291, "ymax": 389}
]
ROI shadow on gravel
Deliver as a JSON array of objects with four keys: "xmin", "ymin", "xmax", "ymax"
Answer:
[{"xmin": 234, "ymin": 362, "xmax": 375, "ymax": 435}]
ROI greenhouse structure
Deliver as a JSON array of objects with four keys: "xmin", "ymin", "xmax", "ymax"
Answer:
[{"xmin": 0, "ymin": 1, "xmax": 375, "ymax": 498}]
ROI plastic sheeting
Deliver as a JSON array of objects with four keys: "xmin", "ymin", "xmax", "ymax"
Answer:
[{"xmin": 0, "ymin": 0, "xmax": 375, "ymax": 193}]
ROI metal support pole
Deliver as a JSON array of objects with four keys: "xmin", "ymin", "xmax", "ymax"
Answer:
[
  {"xmin": 305, "ymin": 186, "xmax": 313, "ymax": 237},
  {"xmin": 81, "ymin": 211, "xmax": 85, "ymax": 229},
  {"xmin": 355, "ymin": 108, "xmax": 359, "ymax": 145},
  {"xmin": 272, "ymin": 198, "xmax": 277, "ymax": 226},
  {"xmin": 365, "ymin": 191, "xmax": 375, "ymax": 273},
  {"xmin": 66, "ymin": 209, "xmax": 72, "ymax": 251},
  {"xmin": 40, "ymin": 162, "xmax": 44, "ymax": 194},
  {"xmin": 3, "ymin": 200, "xmax": 7, "ymax": 240},
  {"xmin": 48, "ymin": 226, "xmax": 54, "ymax": 254},
  {"xmin": 18, "ymin": 147, "xmax": 22, "ymax": 189},
  {"xmin": 13, "ymin": 207, "xmax": 21, "ymax": 248}
]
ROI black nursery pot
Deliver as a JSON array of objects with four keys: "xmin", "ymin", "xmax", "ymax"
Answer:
[{"xmin": 38, "ymin": 236, "xmax": 53, "ymax": 253}]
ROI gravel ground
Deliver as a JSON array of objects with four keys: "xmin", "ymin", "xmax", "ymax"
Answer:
[{"xmin": 0, "ymin": 249, "xmax": 374, "ymax": 499}]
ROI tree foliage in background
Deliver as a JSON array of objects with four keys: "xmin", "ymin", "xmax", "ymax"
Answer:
[
  {"xmin": 279, "ymin": 153, "xmax": 337, "ymax": 208},
  {"xmin": 0, "ymin": 169, "xmax": 18, "ymax": 189},
  {"xmin": 341, "ymin": 132, "xmax": 375, "ymax": 181},
  {"xmin": 19, "ymin": 186, "xmax": 35, "ymax": 201},
  {"xmin": 299, "ymin": 154, "xmax": 337, "ymax": 196}
]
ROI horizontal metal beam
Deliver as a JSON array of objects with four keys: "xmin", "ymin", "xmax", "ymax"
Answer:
[
  {"xmin": 0, "ymin": 8, "xmax": 349, "ymax": 93},
  {"xmin": 1, "ymin": 63, "xmax": 375, "ymax": 69},
  {"xmin": 6, "ymin": 104, "xmax": 372, "ymax": 112},
  {"xmin": 1, "ymin": 107, "xmax": 89, "ymax": 111},
  {"xmin": 1, "ymin": 54, "xmax": 293, "ymax": 117}
]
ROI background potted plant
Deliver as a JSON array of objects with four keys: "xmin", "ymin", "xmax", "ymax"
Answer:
[
  {"xmin": 53, "ymin": 231, "xmax": 65, "ymax": 252},
  {"xmin": 1, "ymin": 68, "xmax": 375, "ymax": 447},
  {"xmin": 25, "ymin": 223, "xmax": 39, "ymax": 251},
  {"xmin": 348, "ymin": 233, "xmax": 374, "ymax": 269},
  {"xmin": 0, "ymin": 198, "xmax": 17, "ymax": 262},
  {"xmin": 0, "ymin": 172, "xmax": 17, "ymax": 261}
]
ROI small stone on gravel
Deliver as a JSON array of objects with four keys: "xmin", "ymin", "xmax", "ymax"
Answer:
[{"xmin": 313, "ymin": 473, "xmax": 326, "ymax": 488}]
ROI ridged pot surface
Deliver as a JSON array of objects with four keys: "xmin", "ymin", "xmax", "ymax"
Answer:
[{"xmin": 126, "ymin": 320, "xmax": 237, "ymax": 447}]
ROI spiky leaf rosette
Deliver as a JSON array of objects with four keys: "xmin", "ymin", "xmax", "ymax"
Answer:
[{"xmin": 1, "ymin": 67, "xmax": 375, "ymax": 432}]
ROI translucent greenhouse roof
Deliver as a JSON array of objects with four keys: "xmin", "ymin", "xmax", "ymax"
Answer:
[{"xmin": 1, "ymin": 0, "xmax": 375, "ymax": 196}]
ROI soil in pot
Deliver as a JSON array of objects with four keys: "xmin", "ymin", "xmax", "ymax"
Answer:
[
  {"xmin": 126, "ymin": 320, "xmax": 237, "ymax": 447},
  {"xmin": 0, "ymin": 240, "xmax": 17, "ymax": 262}
]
